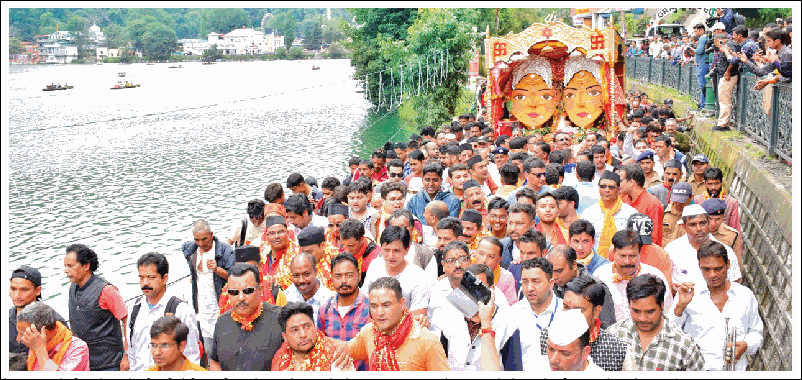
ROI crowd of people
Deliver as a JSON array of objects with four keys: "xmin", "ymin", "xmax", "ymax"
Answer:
[
  {"xmin": 626, "ymin": 9, "xmax": 792, "ymax": 131},
  {"xmin": 9, "ymin": 102, "xmax": 768, "ymax": 372}
]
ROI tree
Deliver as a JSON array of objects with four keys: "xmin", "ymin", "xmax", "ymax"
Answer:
[
  {"xmin": 10, "ymin": 37, "xmax": 24, "ymax": 55},
  {"xmin": 202, "ymin": 43, "xmax": 220, "ymax": 62},
  {"xmin": 126, "ymin": 18, "xmax": 149, "ymax": 52},
  {"xmin": 327, "ymin": 42, "xmax": 348, "ymax": 58},
  {"xmin": 267, "ymin": 12, "xmax": 296, "ymax": 47},
  {"xmin": 289, "ymin": 46, "xmax": 305, "ymax": 60},
  {"xmin": 67, "ymin": 15, "xmax": 90, "ymax": 59},
  {"xmin": 303, "ymin": 19, "xmax": 323, "ymax": 50},
  {"xmin": 205, "ymin": 8, "xmax": 248, "ymax": 34},
  {"xmin": 141, "ymin": 22, "xmax": 177, "ymax": 61},
  {"xmin": 274, "ymin": 46, "xmax": 288, "ymax": 59}
]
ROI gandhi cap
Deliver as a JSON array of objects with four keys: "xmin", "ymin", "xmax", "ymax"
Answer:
[
  {"xmin": 234, "ymin": 245, "xmax": 261, "ymax": 263},
  {"xmin": 466, "ymin": 155, "xmax": 484, "ymax": 169},
  {"xmin": 681, "ymin": 204, "xmax": 708, "ymax": 218},
  {"xmin": 297, "ymin": 226, "xmax": 326, "ymax": 247},
  {"xmin": 328, "ymin": 203, "xmax": 350, "ymax": 216},
  {"xmin": 626, "ymin": 213, "xmax": 654, "ymax": 245},
  {"xmin": 460, "ymin": 209, "xmax": 483, "ymax": 226},
  {"xmin": 462, "ymin": 179, "xmax": 482, "ymax": 192}
]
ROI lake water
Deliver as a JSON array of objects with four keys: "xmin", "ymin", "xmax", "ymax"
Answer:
[{"xmin": 6, "ymin": 59, "xmax": 412, "ymax": 317}]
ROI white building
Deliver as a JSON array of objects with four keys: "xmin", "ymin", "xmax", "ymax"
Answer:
[
  {"xmin": 36, "ymin": 25, "xmax": 107, "ymax": 63},
  {"xmin": 181, "ymin": 28, "xmax": 285, "ymax": 56}
]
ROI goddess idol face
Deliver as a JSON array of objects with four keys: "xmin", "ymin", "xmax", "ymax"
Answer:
[
  {"xmin": 508, "ymin": 56, "xmax": 559, "ymax": 130},
  {"xmin": 563, "ymin": 69, "xmax": 603, "ymax": 129}
]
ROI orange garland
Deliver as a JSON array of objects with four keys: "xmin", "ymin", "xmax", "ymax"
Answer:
[{"xmin": 231, "ymin": 302, "xmax": 263, "ymax": 331}]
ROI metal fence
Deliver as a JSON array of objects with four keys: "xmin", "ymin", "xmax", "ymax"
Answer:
[
  {"xmin": 625, "ymin": 57, "xmax": 792, "ymax": 162},
  {"xmin": 627, "ymin": 57, "xmax": 793, "ymax": 371}
]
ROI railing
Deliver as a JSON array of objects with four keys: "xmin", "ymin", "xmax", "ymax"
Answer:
[{"xmin": 625, "ymin": 57, "xmax": 792, "ymax": 162}]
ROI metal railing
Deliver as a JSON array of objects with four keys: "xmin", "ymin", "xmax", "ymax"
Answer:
[{"xmin": 625, "ymin": 57, "xmax": 792, "ymax": 162}]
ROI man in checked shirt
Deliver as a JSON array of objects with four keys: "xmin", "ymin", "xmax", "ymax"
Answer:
[
  {"xmin": 607, "ymin": 274, "xmax": 705, "ymax": 371},
  {"xmin": 316, "ymin": 253, "xmax": 372, "ymax": 371}
]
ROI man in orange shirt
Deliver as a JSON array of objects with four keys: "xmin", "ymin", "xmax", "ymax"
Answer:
[
  {"xmin": 617, "ymin": 164, "xmax": 664, "ymax": 247},
  {"xmin": 147, "ymin": 317, "xmax": 207, "ymax": 371}
]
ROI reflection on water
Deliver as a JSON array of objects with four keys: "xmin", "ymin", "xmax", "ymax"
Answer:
[{"xmin": 7, "ymin": 60, "xmax": 413, "ymax": 316}]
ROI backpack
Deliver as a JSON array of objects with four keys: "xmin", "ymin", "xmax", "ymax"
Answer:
[{"xmin": 129, "ymin": 296, "xmax": 208, "ymax": 367}]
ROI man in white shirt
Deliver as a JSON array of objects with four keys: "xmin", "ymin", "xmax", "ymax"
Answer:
[
  {"xmin": 430, "ymin": 261, "xmax": 523, "ymax": 371},
  {"xmin": 360, "ymin": 226, "xmax": 432, "ymax": 320},
  {"xmin": 225, "ymin": 199, "xmax": 265, "ymax": 247},
  {"xmin": 671, "ymin": 241, "xmax": 763, "ymax": 371},
  {"xmin": 593, "ymin": 230, "xmax": 673, "ymax": 322},
  {"xmin": 649, "ymin": 35, "xmax": 663, "ymax": 58},
  {"xmin": 127, "ymin": 253, "xmax": 200, "ymax": 371},
  {"xmin": 580, "ymin": 171, "xmax": 637, "ymax": 253},
  {"xmin": 590, "ymin": 145, "xmax": 614, "ymax": 185},
  {"xmin": 387, "ymin": 209, "xmax": 438, "ymax": 278},
  {"xmin": 512, "ymin": 257, "xmax": 563, "ymax": 370},
  {"xmin": 283, "ymin": 252, "xmax": 335, "ymax": 323},
  {"xmin": 665, "ymin": 204, "xmax": 741, "ymax": 289},
  {"xmin": 284, "ymin": 193, "xmax": 328, "ymax": 232}
]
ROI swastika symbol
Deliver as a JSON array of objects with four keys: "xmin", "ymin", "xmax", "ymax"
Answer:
[
  {"xmin": 590, "ymin": 35, "xmax": 605, "ymax": 49},
  {"xmin": 493, "ymin": 42, "xmax": 507, "ymax": 57},
  {"xmin": 541, "ymin": 27, "xmax": 553, "ymax": 38}
]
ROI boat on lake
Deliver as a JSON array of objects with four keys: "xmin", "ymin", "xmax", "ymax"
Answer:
[
  {"xmin": 111, "ymin": 81, "xmax": 140, "ymax": 89},
  {"xmin": 146, "ymin": 62, "xmax": 155, "ymax": 65},
  {"xmin": 43, "ymin": 84, "xmax": 74, "ymax": 91},
  {"xmin": 312, "ymin": 65, "xmax": 320, "ymax": 70},
  {"xmin": 169, "ymin": 64, "xmax": 184, "ymax": 68},
  {"xmin": 118, "ymin": 72, "xmax": 126, "ymax": 77}
]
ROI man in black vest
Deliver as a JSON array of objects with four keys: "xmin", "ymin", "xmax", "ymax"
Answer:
[{"xmin": 64, "ymin": 243, "xmax": 129, "ymax": 370}]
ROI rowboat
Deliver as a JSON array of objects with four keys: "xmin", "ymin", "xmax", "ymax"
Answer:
[
  {"xmin": 118, "ymin": 72, "xmax": 126, "ymax": 77},
  {"xmin": 169, "ymin": 65, "xmax": 184, "ymax": 68},
  {"xmin": 110, "ymin": 83, "xmax": 140, "ymax": 89}
]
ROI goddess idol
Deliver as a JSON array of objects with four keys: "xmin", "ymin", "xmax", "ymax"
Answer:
[{"xmin": 484, "ymin": 17, "xmax": 626, "ymax": 141}]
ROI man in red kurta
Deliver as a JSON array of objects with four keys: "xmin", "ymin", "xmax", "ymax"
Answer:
[{"xmin": 618, "ymin": 164, "xmax": 664, "ymax": 246}]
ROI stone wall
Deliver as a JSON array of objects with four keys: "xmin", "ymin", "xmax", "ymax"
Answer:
[{"xmin": 628, "ymin": 81, "xmax": 793, "ymax": 371}]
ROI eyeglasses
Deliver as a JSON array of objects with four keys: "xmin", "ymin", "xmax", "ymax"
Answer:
[
  {"xmin": 598, "ymin": 184, "xmax": 619, "ymax": 190},
  {"xmin": 443, "ymin": 256, "xmax": 470, "ymax": 265},
  {"xmin": 149, "ymin": 342, "xmax": 177, "ymax": 350},
  {"xmin": 555, "ymin": 138, "xmax": 569, "ymax": 142},
  {"xmin": 227, "ymin": 287, "xmax": 257, "ymax": 296},
  {"xmin": 532, "ymin": 172, "xmax": 547, "ymax": 178},
  {"xmin": 389, "ymin": 172, "xmax": 403, "ymax": 178},
  {"xmin": 266, "ymin": 230, "xmax": 286, "ymax": 237}
]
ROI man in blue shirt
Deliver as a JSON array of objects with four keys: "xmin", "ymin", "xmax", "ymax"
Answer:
[
  {"xmin": 406, "ymin": 162, "xmax": 460, "ymax": 225},
  {"xmin": 693, "ymin": 23, "xmax": 711, "ymax": 110}
]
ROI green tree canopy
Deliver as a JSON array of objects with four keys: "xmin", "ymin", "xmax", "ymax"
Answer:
[
  {"xmin": 205, "ymin": 8, "xmax": 248, "ymax": 34},
  {"xmin": 202, "ymin": 43, "xmax": 220, "ymax": 62},
  {"xmin": 267, "ymin": 12, "xmax": 296, "ymax": 46},
  {"xmin": 141, "ymin": 22, "xmax": 177, "ymax": 61},
  {"xmin": 10, "ymin": 37, "xmax": 24, "ymax": 55}
]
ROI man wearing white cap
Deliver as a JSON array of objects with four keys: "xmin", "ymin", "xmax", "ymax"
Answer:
[
  {"xmin": 539, "ymin": 309, "xmax": 603, "ymax": 371},
  {"xmin": 664, "ymin": 204, "xmax": 741, "ymax": 290}
]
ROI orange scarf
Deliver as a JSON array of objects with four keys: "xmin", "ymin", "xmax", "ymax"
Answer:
[
  {"xmin": 612, "ymin": 263, "xmax": 642, "ymax": 284},
  {"xmin": 590, "ymin": 318, "xmax": 602, "ymax": 343},
  {"xmin": 231, "ymin": 302, "xmax": 263, "ymax": 331},
  {"xmin": 263, "ymin": 238, "xmax": 300, "ymax": 289},
  {"xmin": 27, "ymin": 321, "xmax": 72, "ymax": 371},
  {"xmin": 370, "ymin": 311, "xmax": 413, "ymax": 371},
  {"xmin": 272, "ymin": 331, "xmax": 335, "ymax": 371},
  {"xmin": 597, "ymin": 198, "xmax": 623, "ymax": 260},
  {"xmin": 535, "ymin": 222, "xmax": 568, "ymax": 246}
]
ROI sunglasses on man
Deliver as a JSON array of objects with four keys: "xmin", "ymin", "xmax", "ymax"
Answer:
[{"xmin": 227, "ymin": 287, "xmax": 257, "ymax": 296}]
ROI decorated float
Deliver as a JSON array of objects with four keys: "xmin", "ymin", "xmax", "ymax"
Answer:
[{"xmin": 483, "ymin": 15, "xmax": 626, "ymax": 143}]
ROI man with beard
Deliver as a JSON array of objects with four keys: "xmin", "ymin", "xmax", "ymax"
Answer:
[
  {"xmin": 553, "ymin": 186, "xmax": 580, "ymax": 228},
  {"xmin": 338, "ymin": 218, "xmax": 381, "ymax": 288},
  {"xmin": 593, "ymin": 231, "xmax": 673, "ymax": 322},
  {"xmin": 317, "ymin": 253, "xmax": 372, "ymax": 371},
  {"xmin": 692, "ymin": 167, "xmax": 741, "ymax": 235},
  {"xmin": 512, "ymin": 258, "xmax": 563, "ymax": 370},
  {"xmin": 539, "ymin": 276, "xmax": 626, "ymax": 371},
  {"xmin": 209, "ymin": 263, "xmax": 283, "ymax": 371},
  {"xmin": 535, "ymin": 192, "xmax": 569, "ymax": 248},
  {"xmin": 500, "ymin": 202, "xmax": 536, "ymax": 269},
  {"xmin": 607, "ymin": 274, "xmax": 705, "ymax": 370},
  {"xmin": 487, "ymin": 197, "xmax": 509, "ymax": 239},
  {"xmin": 406, "ymin": 162, "xmax": 461, "ymax": 223},
  {"xmin": 671, "ymin": 241, "xmax": 763, "ymax": 371},
  {"xmin": 283, "ymin": 253, "xmax": 335, "ymax": 323},
  {"xmin": 339, "ymin": 277, "xmax": 449, "ymax": 371},
  {"xmin": 127, "ymin": 253, "xmax": 201, "ymax": 371},
  {"xmin": 664, "ymin": 205, "xmax": 741, "ymax": 290},
  {"xmin": 624, "ymin": 214, "xmax": 674, "ymax": 289},
  {"xmin": 272, "ymin": 302, "xmax": 354, "ymax": 371},
  {"xmin": 687, "ymin": 154, "xmax": 710, "ymax": 196}
]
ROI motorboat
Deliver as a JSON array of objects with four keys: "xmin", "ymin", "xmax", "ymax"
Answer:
[{"xmin": 43, "ymin": 84, "xmax": 74, "ymax": 91}]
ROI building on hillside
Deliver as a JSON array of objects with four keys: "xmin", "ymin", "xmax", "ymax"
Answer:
[
  {"xmin": 11, "ymin": 41, "xmax": 39, "ymax": 64},
  {"xmin": 181, "ymin": 28, "xmax": 285, "ymax": 56},
  {"xmin": 35, "ymin": 24, "xmax": 107, "ymax": 63}
]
